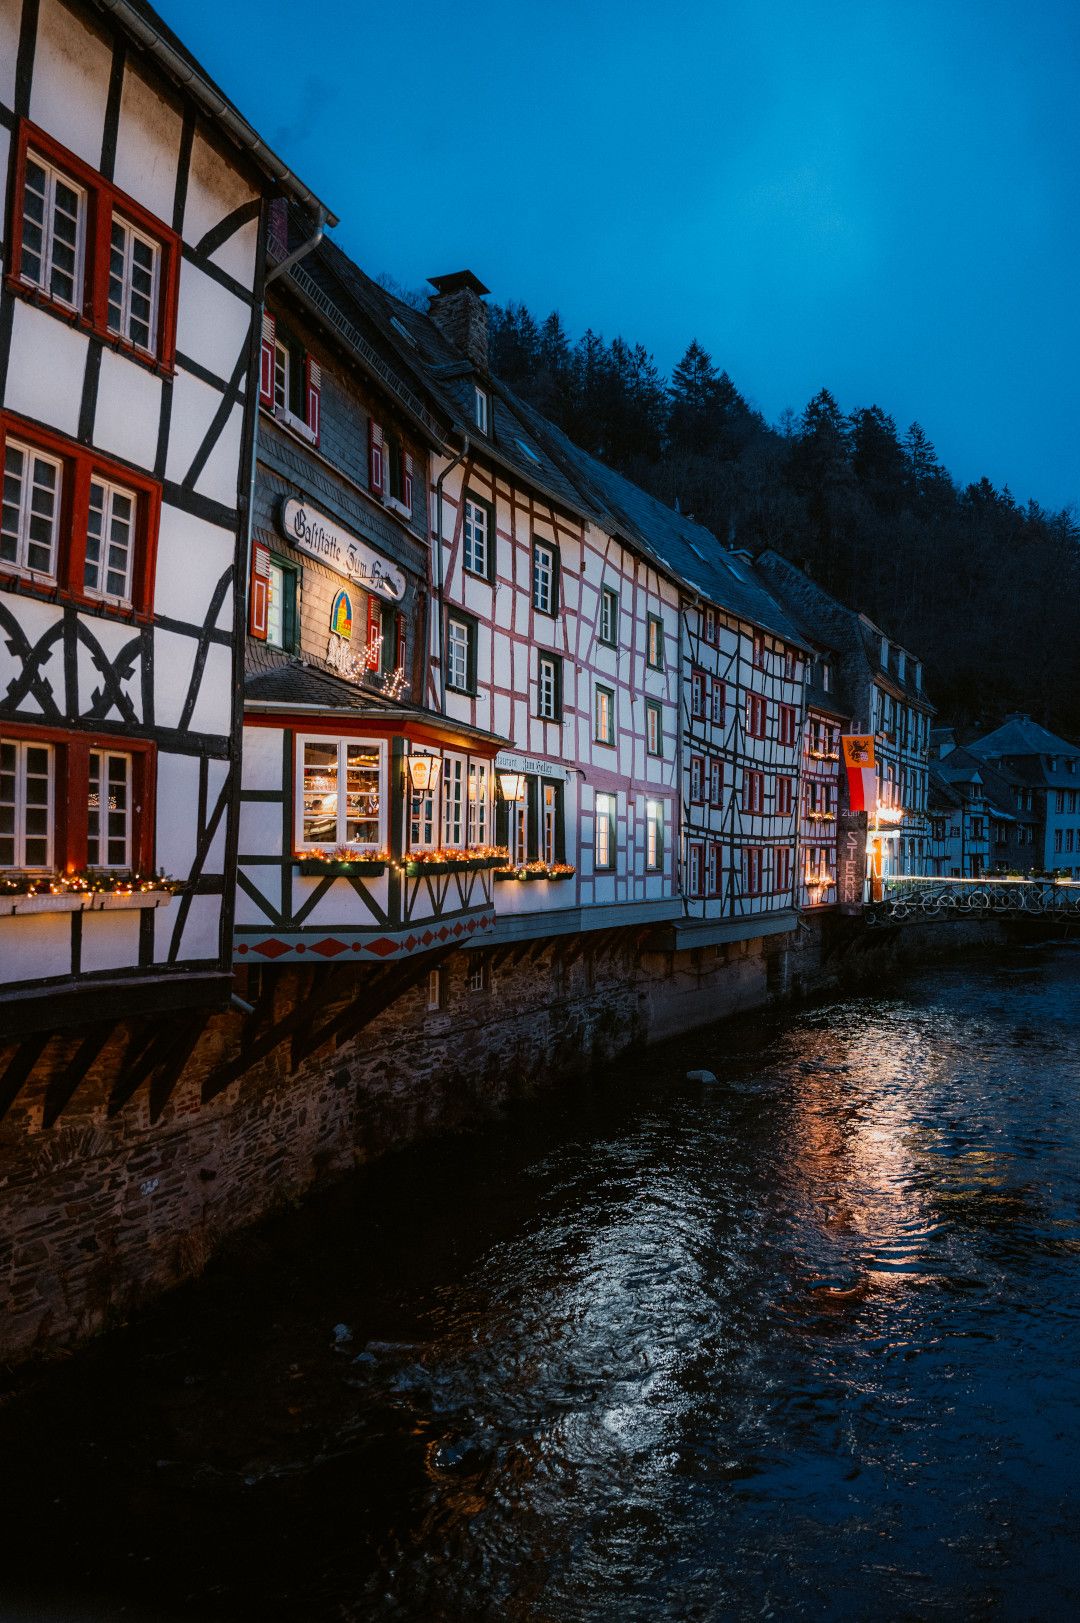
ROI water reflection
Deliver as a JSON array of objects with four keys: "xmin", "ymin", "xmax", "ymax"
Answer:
[{"xmin": 2, "ymin": 949, "xmax": 1080, "ymax": 1620}]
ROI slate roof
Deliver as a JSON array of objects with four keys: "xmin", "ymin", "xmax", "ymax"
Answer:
[
  {"xmin": 968, "ymin": 715, "xmax": 1080, "ymax": 763},
  {"xmin": 756, "ymin": 550, "xmax": 933, "ymax": 710}
]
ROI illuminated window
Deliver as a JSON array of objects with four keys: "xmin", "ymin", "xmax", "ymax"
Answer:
[
  {"xmin": 645, "ymin": 799, "xmax": 664, "ymax": 870},
  {"xmin": 595, "ymin": 682, "xmax": 615, "ymax": 745},
  {"xmin": 595, "ymin": 791, "xmax": 616, "ymax": 871},
  {"xmin": 646, "ymin": 613, "xmax": 664, "ymax": 670},
  {"xmin": 297, "ymin": 738, "xmax": 383, "ymax": 849}
]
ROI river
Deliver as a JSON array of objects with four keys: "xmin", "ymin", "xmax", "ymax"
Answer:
[{"xmin": 2, "ymin": 945, "xmax": 1079, "ymax": 1621}]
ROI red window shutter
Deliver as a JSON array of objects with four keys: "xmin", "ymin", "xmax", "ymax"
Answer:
[
  {"xmin": 366, "ymin": 594, "xmax": 381, "ymax": 669},
  {"xmin": 305, "ymin": 355, "xmax": 321, "ymax": 444},
  {"xmin": 403, "ymin": 451, "xmax": 414, "ymax": 513},
  {"xmin": 368, "ymin": 420, "xmax": 384, "ymax": 496},
  {"xmin": 250, "ymin": 542, "xmax": 271, "ymax": 640},
  {"xmin": 259, "ymin": 312, "xmax": 276, "ymax": 409}
]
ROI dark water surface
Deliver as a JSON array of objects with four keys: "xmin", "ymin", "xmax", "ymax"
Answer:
[{"xmin": 3, "ymin": 947, "xmax": 1080, "ymax": 1621}]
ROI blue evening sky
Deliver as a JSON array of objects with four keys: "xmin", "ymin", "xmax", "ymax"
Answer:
[{"xmin": 172, "ymin": 0, "xmax": 1078, "ymax": 511}]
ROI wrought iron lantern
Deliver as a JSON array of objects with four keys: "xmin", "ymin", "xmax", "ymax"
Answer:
[
  {"xmin": 499, "ymin": 771, "xmax": 527, "ymax": 801},
  {"xmin": 407, "ymin": 754, "xmax": 442, "ymax": 793}
]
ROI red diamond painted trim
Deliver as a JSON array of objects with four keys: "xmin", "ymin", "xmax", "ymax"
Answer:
[
  {"xmin": 421, "ymin": 931, "xmax": 434, "ymax": 945},
  {"xmin": 311, "ymin": 938, "xmax": 347, "ymax": 957},
  {"xmin": 364, "ymin": 937, "xmax": 400, "ymax": 957},
  {"xmin": 253, "ymin": 939, "xmax": 290, "ymax": 959}
]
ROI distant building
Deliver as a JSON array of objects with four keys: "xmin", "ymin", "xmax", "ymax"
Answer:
[
  {"xmin": 756, "ymin": 553, "xmax": 934, "ymax": 883},
  {"xmin": 968, "ymin": 715, "xmax": 1080, "ymax": 878}
]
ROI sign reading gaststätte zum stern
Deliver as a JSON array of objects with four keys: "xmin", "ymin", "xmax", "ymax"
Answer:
[{"xmin": 278, "ymin": 497, "xmax": 406, "ymax": 601}]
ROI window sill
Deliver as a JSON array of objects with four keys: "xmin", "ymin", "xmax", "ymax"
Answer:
[
  {"xmin": 0, "ymin": 889, "xmax": 174, "ymax": 917},
  {"xmin": 4, "ymin": 276, "xmax": 175, "ymax": 377},
  {"xmin": 0, "ymin": 570, "xmax": 150, "ymax": 623}
]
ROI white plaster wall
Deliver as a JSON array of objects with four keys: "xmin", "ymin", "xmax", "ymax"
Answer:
[
  {"xmin": 151, "ymin": 630, "xmax": 198, "ymax": 729},
  {"xmin": 157, "ymin": 892, "xmax": 220, "ymax": 961},
  {"xmin": 165, "ymin": 370, "xmax": 230, "ymax": 489},
  {"xmin": 184, "ymin": 641, "xmax": 232, "ymax": 738},
  {"xmin": 29, "ymin": 0, "xmax": 110, "ymax": 166},
  {"xmin": 154, "ymin": 506, "xmax": 233, "ymax": 626},
  {"xmin": 291, "ymin": 877, "xmax": 392, "ymax": 930},
  {"xmin": 79, "ymin": 908, "xmax": 141, "ymax": 974},
  {"xmin": 112, "ymin": 61, "xmax": 182, "ymax": 223},
  {"xmin": 192, "ymin": 399, "xmax": 244, "ymax": 512},
  {"xmin": 74, "ymin": 613, "xmax": 143, "ymax": 722},
  {"xmin": 175, "ymin": 260, "xmax": 252, "ymax": 377},
  {"xmin": 209, "ymin": 215, "xmax": 259, "ymax": 294},
  {"xmin": 0, "ymin": 0, "xmax": 21, "ymax": 108},
  {"xmin": 155, "ymin": 751, "xmax": 203, "ymax": 877},
  {"xmin": 235, "ymin": 863, "xmax": 283, "ymax": 926},
  {"xmin": 240, "ymin": 726, "xmax": 284, "ymax": 792},
  {"xmin": 93, "ymin": 348, "xmax": 162, "ymax": 470},
  {"xmin": 0, "ymin": 596, "xmax": 61, "ymax": 711},
  {"xmin": 4, "ymin": 304, "xmax": 88, "ymax": 434},
  {"xmin": 238, "ymin": 800, "xmax": 282, "ymax": 862},
  {"xmin": 0, "ymin": 913, "xmax": 71, "ymax": 984},
  {"xmin": 182, "ymin": 129, "xmax": 257, "ymax": 255}
]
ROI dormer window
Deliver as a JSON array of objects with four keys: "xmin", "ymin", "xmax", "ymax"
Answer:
[
  {"xmin": 474, "ymin": 386, "xmax": 490, "ymax": 434},
  {"xmin": 822, "ymin": 662, "xmax": 832, "ymax": 691}
]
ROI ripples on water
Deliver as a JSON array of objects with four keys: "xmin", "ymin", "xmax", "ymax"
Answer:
[{"xmin": 2, "ymin": 948, "xmax": 1080, "ymax": 1621}]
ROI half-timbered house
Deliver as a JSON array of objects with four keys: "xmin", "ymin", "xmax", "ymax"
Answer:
[
  {"xmin": 757, "ymin": 551, "xmax": 934, "ymax": 885},
  {"xmin": 235, "ymin": 224, "xmax": 506, "ymax": 966},
  {"xmin": 0, "ymin": 0, "xmax": 333, "ymax": 1032}
]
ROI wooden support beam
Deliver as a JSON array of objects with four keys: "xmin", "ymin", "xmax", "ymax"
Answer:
[
  {"xmin": 0, "ymin": 1033, "xmax": 52, "ymax": 1124},
  {"xmin": 107, "ymin": 1021, "xmax": 179, "ymax": 1118},
  {"xmin": 148, "ymin": 1013, "xmax": 210, "ymax": 1123},
  {"xmin": 41, "ymin": 1024, "xmax": 113, "ymax": 1129},
  {"xmin": 304, "ymin": 947, "xmax": 455, "ymax": 1058}
]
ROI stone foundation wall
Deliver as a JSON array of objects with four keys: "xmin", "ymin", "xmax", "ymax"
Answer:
[{"xmin": 0, "ymin": 916, "xmax": 1009, "ymax": 1368}]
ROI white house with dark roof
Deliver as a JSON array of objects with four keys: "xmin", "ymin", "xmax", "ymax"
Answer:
[{"xmin": 969, "ymin": 715, "xmax": 1080, "ymax": 878}]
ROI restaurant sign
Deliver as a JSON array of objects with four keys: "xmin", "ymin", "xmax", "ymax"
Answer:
[
  {"xmin": 279, "ymin": 498, "xmax": 405, "ymax": 601},
  {"xmin": 837, "ymin": 810, "xmax": 868, "ymax": 914},
  {"xmin": 495, "ymin": 751, "xmax": 569, "ymax": 782}
]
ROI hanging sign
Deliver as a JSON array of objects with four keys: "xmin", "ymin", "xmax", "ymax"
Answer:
[
  {"xmin": 279, "ymin": 498, "xmax": 405, "ymax": 601},
  {"xmin": 842, "ymin": 734, "xmax": 877, "ymax": 813},
  {"xmin": 495, "ymin": 750, "xmax": 569, "ymax": 782},
  {"xmin": 837, "ymin": 811, "xmax": 868, "ymax": 913},
  {"xmin": 330, "ymin": 589, "xmax": 353, "ymax": 638}
]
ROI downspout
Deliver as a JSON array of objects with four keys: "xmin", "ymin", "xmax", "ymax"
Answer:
[
  {"xmin": 266, "ymin": 212, "xmax": 327, "ymax": 284},
  {"xmin": 433, "ymin": 434, "xmax": 470, "ymax": 710}
]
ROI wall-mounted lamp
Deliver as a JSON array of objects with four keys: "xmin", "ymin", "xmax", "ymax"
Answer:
[
  {"xmin": 407, "ymin": 754, "xmax": 442, "ymax": 793},
  {"xmin": 499, "ymin": 771, "xmax": 527, "ymax": 801}
]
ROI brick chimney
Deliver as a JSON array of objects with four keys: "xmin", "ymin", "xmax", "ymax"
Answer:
[{"xmin": 428, "ymin": 271, "xmax": 490, "ymax": 370}]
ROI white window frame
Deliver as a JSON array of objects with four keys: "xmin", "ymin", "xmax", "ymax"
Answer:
[
  {"xmin": 87, "ymin": 748, "xmax": 132, "ymax": 869},
  {"xmin": 467, "ymin": 760, "xmax": 489, "ymax": 846},
  {"xmin": 443, "ymin": 752, "xmax": 466, "ymax": 847},
  {"xmin": 474, "ymin": 385, "xmax": 489, "ymax": 434},
  {"xmin": 600, "ymin": 586, "xmax": 619, "ymax": 646},
  {"xmin": 595, "ymin": 790, "xmax": 615, "ymax": 871},
  {"xmin": 0, "ymin": 738, "xmax": 54, "ymax": 869},
  {"xmin": 537, "ymin": 653, "xmax": 560, "ymax": 721},
  {"xmin": 2, "ymin": 438, "xmax": 63, "ymax": 581},
  {"xmin": 294, "ymin": 735, "xmax": 387, "ymax": 852},
  {"xmin": 711, "ymin": 679, "xmax": 725, "ymax": 726},
  {"xmin": 107, "ymin": 214, "xmax": 161, "ymax": 356},
  {"xmin": 646, "ymin": 700, "xmax": 662, "ymax": 758},
  {"xmin": 645, "ymin": 798, "xmax": 664, "ymax": 871},
  {"xmin": 273, "ymin": 340, "xmax": 290, "ymax": 413},
  {"xmin": 446, "ymin": 616, "xmax": 472, "ymax": 693},
  {"xmin": 532, "ymin": 540, "xmax": 556, "ymax": 615},
  {"xmin": 541, "ymin": 782, "xmax": 559, "ymax": 866},
  {"xmin": 84, "ymin": 474, "xmax": 136, "ymax": 604},
  {"xmin": 595, "ymin": 683, "xmax": 615, "ymax": 745},
  {"xmin": 20, "ymin": 152, "xmax": 86, "ymax": 311},
  {"xmin": 463, "ymin": 498, "xmax": 490, "ymax": 578}
]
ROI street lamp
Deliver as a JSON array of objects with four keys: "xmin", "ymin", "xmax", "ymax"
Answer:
[
  {"xmin": 407, "ymin": 754, "xmax": 442, "ymax": 793},
  {"xmin": 499, "ymin": 771, "xmax": 527, "ymax": 801}
]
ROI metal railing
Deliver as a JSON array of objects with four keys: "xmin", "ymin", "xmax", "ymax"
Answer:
[{"xmin": 867, "ymin": 875, "xmax": 1080, "ymax": 924}]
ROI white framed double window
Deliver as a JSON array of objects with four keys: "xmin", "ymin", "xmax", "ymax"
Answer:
[
  {"xmin": 443, "ymin": 753, "xmax": 466, "ymax": 846},
  {"xmin": 20, "ymin": 152, "xmax": 85, "ymax": 311},
  {"xmin": 87, "ymin": 749, "xmax": 132, "ymax": 868},
  {"xmin": 85, "ymin": 476, "xmax": 136, "ymax": 601},
  {"xmin": 273, "ymin": 340, "xmax": 290, "ymax": 412},
  {"xmin": 2, "ymin": 438, "xmax": 62, "ymax": 579},
  {"xmin": 467, "ymin": 761, "xmax": 489, "ymax": 845},
  {"xmin": 537, "ymin": 653, "xmax": 561, "ymax": 721},
  {"xmin": 0, "ymin": 739, "xmax": 54, "ymax": 869},
  {"xmin": 296, "ymin": 737, "xmax": 385, "ymax": 850},
  {"xmin": 600, "ymin": 586, "xmax": 619, "ymax": 647},
  {"xmin": 541, "ymin": 782, "xmax": 559, "ymax": 866},
  {"xmin": 532, "ymin": 540, "xmax": 557, "ymax": 615},
  {"xmin": 446, "ymin": 614, "xmax": 475, "ymax": 694},
  {"xmin": 645, "ymin": 798, "xmax": 665, "ymax": 871},
  {"xmin": 594, "ymin": 683, "xmax": 615, "ymax": 745},
  {"xmin": 595, "ymin": 791, "xmax": 616, "ymax": 871},
  {"xmin": 108, "ymin": 216, "xmax": 160, "ymax": 355},
  {"xmin": 462, "ymin": 497, "xmax": 491, "ymax": 578}
]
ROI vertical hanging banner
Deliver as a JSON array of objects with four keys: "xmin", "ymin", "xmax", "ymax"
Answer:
[
  {"xmin": 837, "ymin": 811, "xmax": 868, "ymax": 913},
  {"xmin": 842, "ymin": 734, "xmax": 877, "ymax": 813}
]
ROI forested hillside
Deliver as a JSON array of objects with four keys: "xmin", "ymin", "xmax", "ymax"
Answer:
[{"xmin": 488, "ymin": 304, "xmax": 1080, "ymax": 737}]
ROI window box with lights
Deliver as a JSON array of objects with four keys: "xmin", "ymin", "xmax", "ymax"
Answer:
[
  {"xmin": 7, "ymin": 120, "xmax": 181, "ymax": 374},
  {"xmin": 295, "ymin": 851, "xmax": 388, "ymax": 877}
]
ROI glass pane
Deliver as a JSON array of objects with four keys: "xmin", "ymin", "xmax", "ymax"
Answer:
[
  {"xmin": 344, "ymin": 745, "xmax": 380, "ymax": 845},
  {"xmin": 302, "ymin": 742, "xmax": 338, "ymax": 845}
]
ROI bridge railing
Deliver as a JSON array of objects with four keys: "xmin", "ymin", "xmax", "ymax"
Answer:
[{"xmin": 868, "ymin": 875, "xmax": 1080, "ymax": 923}]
